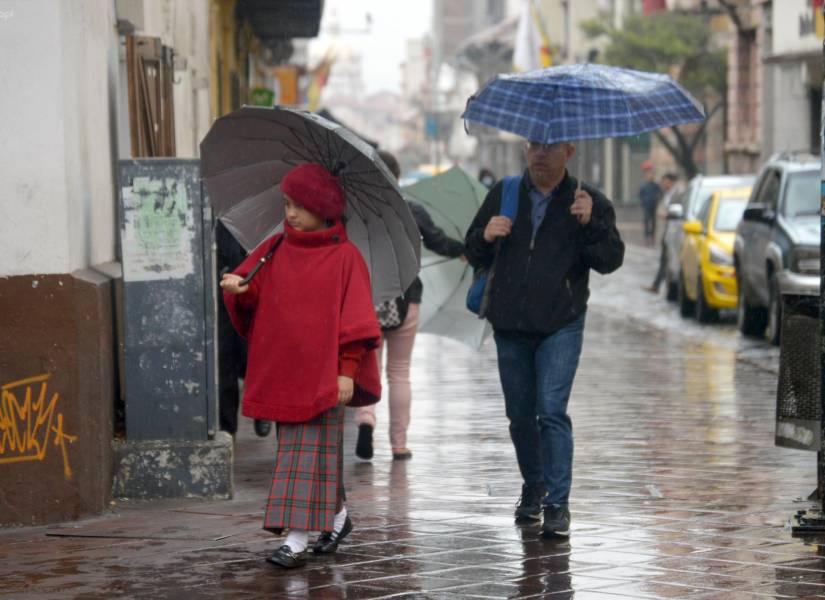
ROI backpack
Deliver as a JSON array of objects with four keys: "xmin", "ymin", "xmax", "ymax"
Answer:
[{"xmin": 466, "ymin": 176, "xmax": 521, "ymax": 317}]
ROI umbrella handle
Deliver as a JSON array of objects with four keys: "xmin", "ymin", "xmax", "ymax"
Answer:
[
  {"xmin": 219, "ymin": 236, "xmax": 284, "ymax": 288},
  {"xmin": 238, "ymin": 255, "xmax": 271, "ymax": 286}
]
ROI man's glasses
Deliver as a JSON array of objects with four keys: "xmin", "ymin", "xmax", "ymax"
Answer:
[{"xmin": 526, "ymin": 141, "xmax": 559, "ymax": 152}]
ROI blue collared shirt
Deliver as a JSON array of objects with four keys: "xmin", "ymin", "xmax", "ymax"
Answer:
[{"xmin": 524, "ymin": 171, "xmax": 560, "ymax": 240}]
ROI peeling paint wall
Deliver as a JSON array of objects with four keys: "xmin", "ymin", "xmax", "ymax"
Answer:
[{"xmin": 0, "ymin": 0, "xmax": 118, "ymax": 277}]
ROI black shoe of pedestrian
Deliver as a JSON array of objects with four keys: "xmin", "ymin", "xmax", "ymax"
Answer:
[
  {"xmin": 254, "ymin": 419, "xmax": 271, "ymax": 437},
  {"xmin": 392, "ymin": 448, "xmax": 412, "ymax": 461},
  {"xmin": 266, "ymin": 544, "xmax": 307, "ymax": 568},
  {"xmin": 514, "ymin": 484, "xmax": 546, "ymax": 522},
  {"xmin": 313, "ymin": 516, "xmax": 353, "ymax": 554},
  {"xmin": 542, "ymin": 504, "xmax": 571, "ymax": 538},
  {"xmin": 355, "ymin": 424, "xmax": 373, "ymax": 460}
]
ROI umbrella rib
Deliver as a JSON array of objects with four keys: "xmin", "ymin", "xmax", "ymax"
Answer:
[
  {"xmin": 330, "ymin": 130, "xmax": 351, "ymax": 172},
  {"xmin": 349, "ymin": 187, "xmax": 394, "ymax": 214},
  {"xmin": 298, "ymin": 120, "xmax": 330, "ymax": 165}
]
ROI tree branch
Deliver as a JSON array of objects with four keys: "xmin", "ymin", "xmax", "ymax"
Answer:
[
  {"xmin": 654, "ymin": 130, "xmax": 679, "ymax": 157},
  {"xmin": 717, "ymin": 0, "xmax": 744, "ymax": 33},
  {"xmin": 686, "ymin": 101, "xmax": 723, "ymax": 153}
]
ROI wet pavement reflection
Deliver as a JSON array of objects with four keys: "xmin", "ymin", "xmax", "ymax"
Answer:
[{"xmin": 1, "ymin": 243, "xmax": 821, "ymax": 599}]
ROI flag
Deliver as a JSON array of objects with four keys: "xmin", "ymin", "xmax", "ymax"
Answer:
[
  {"xmin": 513, "ymin": 0, "xmax": 552, "ymax": 72},
  {"xmin": 643, "ymin": 0, "xmax": 667, "ymax": 15},
  {"xmin": 306, "ymin": 54, "xmax": 333, "ymax": 112}
]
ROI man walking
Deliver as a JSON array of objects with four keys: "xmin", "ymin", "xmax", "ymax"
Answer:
[
  {"xmin": 465, "ymin": 140, "xmax": 624, "ymax": 537},
  {"xmin": 645, "ymin": 172, "xmax": 681, "ymax": 294},
  {"xmin": 638, "ymin": 160, "xmax": 662, "ymax": 244}
]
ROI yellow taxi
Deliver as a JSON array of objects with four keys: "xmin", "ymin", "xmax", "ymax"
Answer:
[{"xmin": 678, "ymin": 186, "xmax": 752, "ymax": 322}]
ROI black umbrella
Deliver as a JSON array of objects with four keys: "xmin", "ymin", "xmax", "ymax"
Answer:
[{"xmin": 200, "ymin": 106, "xmax": 420, "ymax": 303}]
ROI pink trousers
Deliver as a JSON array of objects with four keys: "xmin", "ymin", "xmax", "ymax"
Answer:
[{"xmin": 355, "ymin": 303, "xmax": 419, "ymax": 449}]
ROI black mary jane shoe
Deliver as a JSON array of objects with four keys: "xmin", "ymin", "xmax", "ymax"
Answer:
[
  {"xmin": 254, "ymin": 419, "xmax": 272, "ymax": 437},
  {"xmin": 266, "ymin": 544, "xmax": 307, "ymax": 568},
  {"xmin": 313, "ymin": 516, "xmax": 353, "ymax": 554}
]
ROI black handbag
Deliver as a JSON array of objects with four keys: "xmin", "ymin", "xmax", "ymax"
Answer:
[{"xmin": 375, "ymin": 295, "xmax": 409, "ymax": 331}]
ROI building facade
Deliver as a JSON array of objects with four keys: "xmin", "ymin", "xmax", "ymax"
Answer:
[{"xmin": 0, "ymin": 0, "xmax": 322, "ymax": 526}]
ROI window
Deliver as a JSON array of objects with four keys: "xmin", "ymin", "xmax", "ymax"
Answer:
[
  {"xmin": 125, "ymin": 34, "xmax": 176, "ymax": 157},
  {"xmin": 782, "ymin": 170, "xmax": 820, "ymax": 219},
  {"xmin": 714, "ymin": 199, "xmax": 748, "ymax": 232},
  {"xmin": 698, "ymin": 196, "xmax": 712, "ymax": 229},
  {"xmin": 754, "ymin": 170, "xmax": 781, "ymax": 212}
]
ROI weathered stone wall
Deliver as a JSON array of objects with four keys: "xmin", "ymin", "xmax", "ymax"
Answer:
[{"xmin": 0, "ymin": 270, "xmax": 115, "ymax": 526}]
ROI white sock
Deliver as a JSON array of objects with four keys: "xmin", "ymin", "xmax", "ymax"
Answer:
[
  {"xmin": 333, "ymin": 505, "xmax": 348, "ymax": 534},
  {"xmin": 284, "ymin": 529, "xmax": 308, "ymax": 553}
]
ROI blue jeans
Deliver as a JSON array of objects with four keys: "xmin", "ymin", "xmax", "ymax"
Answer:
[{"xmin": 494, "ymin": 312, "xmax": 585, "ymax": 506}]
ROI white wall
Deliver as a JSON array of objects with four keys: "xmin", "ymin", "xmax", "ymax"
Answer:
[
  {"xmin": 768, "ymin": 61, "xmax": 812, "ymax": 154},
  {"xmin": 772, "ymin": 0, "xmax": 820, "ymax": 56},
  {"xmin": 0, "ymin": 0, "xmax": 118, "ymax": 276}
]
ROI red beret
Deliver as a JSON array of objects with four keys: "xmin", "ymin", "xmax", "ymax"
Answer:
[
  {"xmin": 641, "ymin": 160, "xmax": 654, "ymax": 171},
  {"xmin": 281, "ymin": 163, "xmax": 346, "ymax": 219}
]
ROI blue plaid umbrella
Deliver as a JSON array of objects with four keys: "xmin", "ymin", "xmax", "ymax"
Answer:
[{"xmin": 461, "ymin": 64, "xmax": 705, "ymax": 143}]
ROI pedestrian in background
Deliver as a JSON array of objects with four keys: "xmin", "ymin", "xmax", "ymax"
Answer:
[
  {"xmin": 478, "ymin": 167, "xmax": 497, "ymax": 190},
  {"xmin": 465, "ymin": 139, "xmax": 624, "ymax": 538},
  {"xmin": 638, "ymin": 160, "xmax": 663, "ymax": 244},
  {"xmin": 221, "ymin": 163, "xmax": 381, "ymax": 569},
  {"xmin": 354, "ymin": 150, "xmax": 465, "ymax": 462},
  {"xmin": 645, "ymin": 172, "xmax": 681, "ymax": 294},
  {"xmin": 215, "ymin": 221, "xmax": 271, "ymax": 438}
]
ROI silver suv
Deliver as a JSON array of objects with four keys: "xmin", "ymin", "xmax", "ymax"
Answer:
[{"xmin": 733, "ymin": 153, "xmax": 820, "ymax": 345}]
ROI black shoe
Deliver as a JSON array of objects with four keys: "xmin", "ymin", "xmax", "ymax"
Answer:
[
  {"xmin": 355, "ymin": 424, "xmax": 373, "ymax": 460},
  {"xmin": 542, "ymin": 504, "xmax": 571, "ymax": 538},
  {"xmin": 313, "ymin": 516, "xmax": 353, "ymax": 554},
  {"xmin": 392, "ymin": 448, "xmax": 412, "ymax": 461},
  {"xmin": 514, "ymin": 484, "xmax": 546, "ymax": 522},
  {"xmin": 254, "ymin": 419, "xmax": 271, "ymax": 437},
  {"xmin": 266, "ymin": 544, "xmax": 307, "ymax": 568}
]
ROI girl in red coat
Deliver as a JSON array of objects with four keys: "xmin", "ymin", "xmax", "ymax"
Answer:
[{"xmin": 220, "ymin": 163, "xmax": 381, "ymax": 569}]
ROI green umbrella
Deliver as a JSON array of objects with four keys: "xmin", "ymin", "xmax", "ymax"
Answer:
[{"xmin": 403, "ymin": 166, "xmax": 492, "ymax": 349}]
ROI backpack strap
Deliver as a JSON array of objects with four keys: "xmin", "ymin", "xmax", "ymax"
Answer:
[{"xmin": 500, "ymin": 175, "xmax": 521, "ymax": 220}]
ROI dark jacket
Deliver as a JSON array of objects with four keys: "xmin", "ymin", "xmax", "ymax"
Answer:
[
  {"xmin": 465, "ymin": 170, "xmax": 624, "ymax": 337},
  {"xmin": 405, "ymin": 200, "xmax": 465, "ymax": 303},
  {"xmin": 639, "ymin": 181, "xmax": 662, "ymax": 212}
]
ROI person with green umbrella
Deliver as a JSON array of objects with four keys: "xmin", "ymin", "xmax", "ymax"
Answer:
[{"xmin": 354, "ymin": 151, "xmax": 466, "ymax": 462}]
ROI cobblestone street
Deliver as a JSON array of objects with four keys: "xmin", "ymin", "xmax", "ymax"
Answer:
[{"xmin": 1, "ymin": 236, "xmax": 820, "ymax": 600}]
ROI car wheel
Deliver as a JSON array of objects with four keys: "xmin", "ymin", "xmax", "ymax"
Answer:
[
  {"xmin": 695, "ymin": 271, "xmax": 718, "ymax": 323},
  {"xmin": 736, "ymin": 275, "xmax": 767, "ymax": 337},
  {"xmin": 766, "ymin": 272, "xmax": 781, "ymax": 346},
  {"xmin": 678, "ymin": 270, "xmax": 695, "ymax": 318}
]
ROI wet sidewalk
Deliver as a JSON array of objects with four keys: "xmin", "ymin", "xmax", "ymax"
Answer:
[{"xmin": 1, "ymin": 265, "xmax": 821, "ymax": 599}]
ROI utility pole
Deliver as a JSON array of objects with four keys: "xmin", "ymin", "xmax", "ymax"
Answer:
[{"xmin": 790, "ymin": 11, "xmax": 825, "ymax": 535}]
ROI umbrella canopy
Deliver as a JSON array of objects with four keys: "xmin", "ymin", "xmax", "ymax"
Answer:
[
  {"xmin": 403, "ymin": 167, "xmax": 492, "ymax": 349},
  {"xmin": 201, "ymin": 106, "xmax": 421, "ymax": 303},
  {"xmin": 461, "ymin": 63, "xmax": 705, "ymax": 144}
]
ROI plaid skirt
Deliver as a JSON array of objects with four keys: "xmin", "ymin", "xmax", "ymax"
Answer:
[{"xmin": 263, "ymin": 406, "xmax": 345, "ymax": 534}]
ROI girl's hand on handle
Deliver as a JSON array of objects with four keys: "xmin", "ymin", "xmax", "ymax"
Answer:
[
  {"xmin": 220, "ymin": 273, "xmax": 249, "ymax": 295},
  {"xmin": 483, "ymin": 216, "xmax": 512, "ymax": 243},
  {"xmin": 338, "ymin": 376, "xmax": 354, "ymax": 405}
]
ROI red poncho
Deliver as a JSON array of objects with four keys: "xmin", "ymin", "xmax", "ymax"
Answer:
[{"xmin": 223, "ymin": 220, "xmax": 381, "ymax": 423}]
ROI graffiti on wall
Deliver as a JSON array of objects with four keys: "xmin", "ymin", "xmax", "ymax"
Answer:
[{"xmin": 0, "ymin": 374, "xmax": 77, "ymax": 479}]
